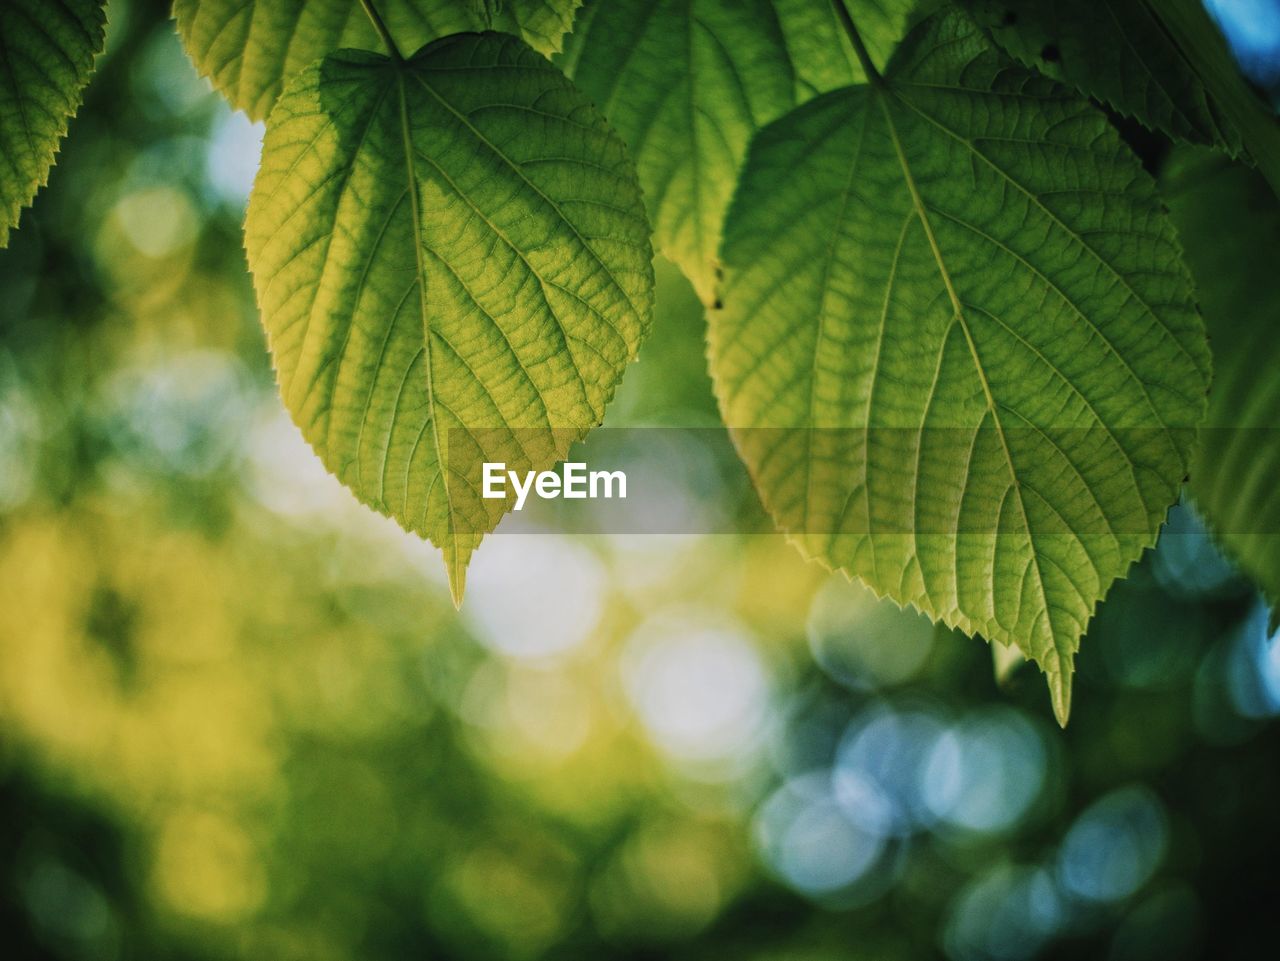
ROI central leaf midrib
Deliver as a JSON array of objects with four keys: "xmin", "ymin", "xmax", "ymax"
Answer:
[
  {"xmin": 887, "ymin": 79, "xmax": 1179, "ymax": 535},
  {"xmin": 891, "ymin": 80, "xmax": 1203, "ymax": 388},
  {"xmin": 407, "ymin": 144, "xmax": 595, "ymax": 421},
  {"xmin": 395, "ymin": 65, "xmax": 458, "ymax": 574},
  {"xmin": 873, "ymin": 84, "xmax": 1057, "ymax": 667}
]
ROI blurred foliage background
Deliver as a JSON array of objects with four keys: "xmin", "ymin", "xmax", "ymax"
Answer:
[{"xmin": 2, "ymin": 1, "xmax": 1280, "ymax": 960}]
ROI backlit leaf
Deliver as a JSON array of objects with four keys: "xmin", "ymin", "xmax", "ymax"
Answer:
[
  {"xmin": 961, "ymin": 0, "xmax": 1280, "ymax": 196},
  {"xmin": 244, "ymin": 32, "xmax": 653, "ymax": 601},
  {"xmin": 560, "ymin": 0, "xmax": 913, "ymax": 303},
  {"xmin": 960, "ymin": 0, "xmax": 1241, "ymax": 153},
  {"xmin": 0, "ymin": 0, "xmax": 106, "ymax": 247},
  {"xmin": 175, "ymin": 0, "xmax": 581, "ymax": 120},
  {"xmin": 710, "ymin": 11, "xmax": 1210, "ymax": 723}
]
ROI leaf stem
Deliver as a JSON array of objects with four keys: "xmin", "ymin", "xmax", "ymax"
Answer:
[
  {"xmin": 830, "ymin": 0, "xmax": 883, "ymax": 86},
  {"xmin": 359, "ymin": 0, "xmax": 403, "ymax": 62}
]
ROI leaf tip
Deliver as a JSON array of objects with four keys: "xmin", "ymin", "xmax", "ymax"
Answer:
[
  {"xmin": 1049, "ymin": 668, "xmax": 1073, "ymax": 728},
  {"xmin": 447, "ymin": 561, "xmax": 467, "ymax": 610},
  {"xmin": 443, "ymin": 531, "xmax": 479, "ymax": 610}
]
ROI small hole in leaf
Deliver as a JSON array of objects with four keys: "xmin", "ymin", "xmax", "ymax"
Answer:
[
  {"xmin": 1041, "ymin": 43, "xmax": 1061, "ymax": 63},
  {"xmin": 713, "ymin": 298, "xmax": 724, "ymax": 310}
]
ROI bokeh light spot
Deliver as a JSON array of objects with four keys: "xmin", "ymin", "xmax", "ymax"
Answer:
[
  {"xmin": 205, "ymin": 109, "xmax": 264, "ymax": 205},
  {"xmin": 835, "ymin": 702, "xmax": 947, "ymax": 836},
  {"xmin": 112, "ymin": 186, "xmax": 199, "ymax": 259},
  {"xmin": 944, "ymin": 864, "xmax": 1062, "ymax": 961},
  {"xmin": 622, "ymin": 610, "xmax": 770, "ymax": 770},
  {"xmin": 923, "ymin": 708, "xmax": 1048, "ymax": 835},
  {"xmin": 1226, "ymin": 597, "xmax": 1280, "ymax": 719},
  {"xmin": 807, "ymin": 579, "xmax": 934, "ymax": 690},
  {"xmin": 1058, "ymin": 785, "xmax": 1168, "ymax": 904},
  {"xmin": 756, "ymin": 772, "xmax": 886, "ymax": 896},
  {"xmin": 465, "ymin": 535, "xmax": 606, "ymax": 661}
]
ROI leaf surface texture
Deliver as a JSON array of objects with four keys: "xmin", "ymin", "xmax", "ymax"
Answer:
[
  {"xmin": 0, "ymin": 0, "xmax": 106, "ymax": 246},
  {"xmin": 561, "ymin": 0, "xmax": 912, "ymax": 302},
  {"xmin": 175, "ymin": 0, "xmax": 581, "ymax": 119},
  {"xmin": 961, "ymin": 0, "xmax": 1280, "ymax": 195},
  {"xmin": 245, "ymin": 33, "xmax": 653, "ymax": 600},
  {"xmin": 960, "ymin": 0, "xmax": 1241, "ymax": 153},
  {"xmin": 710, "ymin": 12, "xmax": 1210, "ymax": 721}
]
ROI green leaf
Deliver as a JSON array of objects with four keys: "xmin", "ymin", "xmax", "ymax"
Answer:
[
  {"xmin": 1166, "ymin": 150, "xmax": 1280, "ymax": 605},
  {"xmin": 959, "ymin": 0, "xmax": 1240, "ymax": 153},
  {"xmin": 560, "ymin": 0, "xmax": 912, "ymax": 303},
  {"xmin": 244, "ymin": 32, "xmax": 653, "ymax": 602},
  {"xmin": 174, "ymin": 0, "xmax": 581, "ymax": 120},
  {"xmin": 0, "ymin": 0, "xmax": 106, "ymax": 248},
  {"xmin": 709, "ymin": 11, "xmax": 1210, "ymax": 723},
  {"xmin": 1152, "ymin": 0, "xmax": 1280, "ymax": 199},
  {"xmin": 960, "ymin": 0, "xmax": 1280, "ymax": 196}
]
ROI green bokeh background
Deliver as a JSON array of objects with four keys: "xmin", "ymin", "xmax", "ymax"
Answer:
[{"xmin": 1, "ymin": 2, "xmax": 1279, "ymax": 960}]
